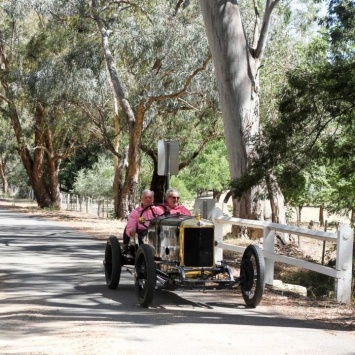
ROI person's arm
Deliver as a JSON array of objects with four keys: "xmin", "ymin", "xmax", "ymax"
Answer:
[
  {"xmin": 126, "ymin": 209, "xmax": 139, "ymax": 237},
  {"xmin": 179, "ymin": 205, "xmax": 191, "ymax": 215},
  {"xmin": 152, "ymin": 205, "xmax": 166, "ymax": 215}
]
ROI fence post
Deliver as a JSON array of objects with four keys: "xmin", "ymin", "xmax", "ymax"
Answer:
[
  {"xmin": 263, "ymin": 223, "xmax": 275, "ymax": 285},
  {"xmin": 335, "ymin": 224, "xmax": 353, "ymax": 304},
  {"xmin": 211, "ymin": 207, "xmax": 224, "ymax": 263},
  {"xmin": 78, "ymin": 196, "xmax": 82, "ymax": 212},
  {"xmin": 67, "ymin": 193, "xmax": 70, "ymax": 210},
  {"xmin": 97, "ymin": 200, "xmax": 102, "ymax": 218}
]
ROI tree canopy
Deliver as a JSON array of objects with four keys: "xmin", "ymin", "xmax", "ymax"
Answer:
[
  {"xmin": 1, "ymin": 0, "xmax": 353, "ymax": 226},
  {"xmin": 231, "ymin": 0, "xmax": 355, "ymax": 222}
]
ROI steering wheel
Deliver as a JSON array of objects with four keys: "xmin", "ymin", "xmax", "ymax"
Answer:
[{"xmin": 138, "ymin": 204, "xmax": 170, "ymax": 229}]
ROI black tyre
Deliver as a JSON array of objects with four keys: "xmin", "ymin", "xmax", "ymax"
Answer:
[
  {"xmin": 104, "ymin": 236, "xmax": 122, "ymax": 289},
  {"xmin": 134, "ymin": 244, "xmax": 156, "ymax": 308},
  {"xmin": 240, "ymin": 244, "xmax": 265, "ymax": 307}
]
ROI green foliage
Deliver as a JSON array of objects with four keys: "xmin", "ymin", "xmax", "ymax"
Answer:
[
  {"xmin": 59, "ymin": 143, "xmax": 107, "ymax": 192},
  {"xmin": 73, "ymin": 155, "xmax": 114, "ymax": 199},
  {"xmin": 107, "ymin": 0, "xmax": 211, "ymax": 101},
  {"xmin": 177, "ymin": 140, "xmax": 229, "ymax": 195},
  {"xmin": 7, "ymin": 158, "xmax": 31, "ymax": 196},
  {"xmin": 232, "ymin": 1, "xmax": 355, "ymax": 213},
  {"xmin": 169, "ymin": 176, "xmax": 194, "ymax": 205}
]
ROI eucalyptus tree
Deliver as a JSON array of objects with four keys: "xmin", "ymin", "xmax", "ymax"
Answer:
[
  {"xmin": 142, "ymin": 99, "xmax": 223, "ymax": 202},
  {"xmin": 198, "ymin": 0, "xmax": 326, "ymax": 225},
  {"xmin": 198, "ymin": 0, "xmax": 284, "ymax": 222},
  {"xmin": 73, "ymin": 154, "xmax": 114, "ymax": 199},
  {"xmin": 0, "ymin": 0, "xmax": 104, "ymax": 208},
  {"xmin": 0, "ymin": 116, "xmax": 18, "ymax": 193},
  {"xmin": 90, "ymin": 0, "xmax": 222, "ymax": 216},
  {"xmin": 230, "ymin": 0, "xmax": 355, "ymax": 224},
  {"xmin": 175, "ymin": 140, "xmax": 230, "ymax": 200},
  {"xmin": 277, "ymin": 0, "xmax": 355, "ymax": 223},
  {"xmin": 59, "ymin": 142, "xmax": 108, "ymax": 193}
]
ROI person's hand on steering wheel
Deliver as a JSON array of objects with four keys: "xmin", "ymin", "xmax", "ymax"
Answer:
[{"xmin": 139, "ymin": 204, "xmax": 169, "ymax": 229}]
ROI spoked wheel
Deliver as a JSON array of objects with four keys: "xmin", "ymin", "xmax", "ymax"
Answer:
[
  {"xmin": 104, "ymin": 236, "xmax": 122, "ymax": 289},
  {"xmin": 240, "ymin": 244, "xmax": 265, "ymax": 307},
  {"xmin": 134, "ymin": 244, "xmax": 156, "ymax": 308}
]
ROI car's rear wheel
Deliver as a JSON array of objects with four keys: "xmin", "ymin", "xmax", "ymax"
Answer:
[
  {"xmin": 134, "ymin": 244, "xmax": 156, "ymax": 308},
  {"xmin": 240, "ymin": 244, "xmax": 265, "ymax": 307},
  {"xmin": 104, "ymin": 236, "xmax": 122, "ymax": 289}
]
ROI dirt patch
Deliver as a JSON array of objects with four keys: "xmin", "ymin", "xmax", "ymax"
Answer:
[{"xmin": 1, "ymin": 198, "xmax": 354, "ymax": 331}]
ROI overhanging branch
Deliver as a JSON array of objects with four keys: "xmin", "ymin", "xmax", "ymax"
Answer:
[{"xmin": 254, "ymin": 0, "xmax": 280, "ymax": 59}]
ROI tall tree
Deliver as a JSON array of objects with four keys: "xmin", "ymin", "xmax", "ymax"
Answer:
[
  {"xmin": 233, "ymin": 0, "xmax": 355, "ymax": 224},
  {"xmin": 0, "ymin": 116, "xmax": 18, "ymax": 193},
  {"xmin": 0, "ymin": 1, "xmax": 100, "ymax": 208},
  {"xmin": 199, "ymin": 0, "xmax": 286, "ymax": 225},
  {"xmin": 90, "ymin": 0, "xmax": 221, "ymax": 215}
]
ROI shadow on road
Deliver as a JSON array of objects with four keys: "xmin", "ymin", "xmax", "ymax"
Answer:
[{"xmin": 0, "ymin": 209, "xmax": 351, "ymax": 338}]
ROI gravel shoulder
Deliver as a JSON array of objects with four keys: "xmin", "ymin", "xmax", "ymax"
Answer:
[{"xmin": 1, "ymin": 198, "xmax": 354, "ymax": 332}]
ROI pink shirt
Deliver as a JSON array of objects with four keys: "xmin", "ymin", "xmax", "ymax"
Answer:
[
  {"xmin": 126, "ymin": 205, "xmax": 163, "ymax": 236},
  {"xmin": 161, "ymin": 203, "xmax": 191, "ymax": 216}
]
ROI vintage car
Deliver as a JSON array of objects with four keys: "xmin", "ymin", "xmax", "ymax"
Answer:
[{"xmin": 103, "ymin": 205, "xmax": 265, "ymax": 308}]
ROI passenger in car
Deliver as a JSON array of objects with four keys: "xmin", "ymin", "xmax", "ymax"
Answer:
[
  {"xmin": 162, "ymin": 188, "xmax": 191, "ymax": 216},
  {"xmin": 124, "ymin": 189, "xmax": 163, "ymax": 244}
]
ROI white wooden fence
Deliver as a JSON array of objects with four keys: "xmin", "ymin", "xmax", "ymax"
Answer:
[
  {"xmin": 211, "ymin": 208, "xmax": 354, "ymax": 305},
  {"xmin": 59, "ymin": 194, "xmax": 353, "ymax": 303}
]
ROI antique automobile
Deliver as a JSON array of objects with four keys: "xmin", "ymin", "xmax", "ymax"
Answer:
[{"xmin": 103, "ymin": 205, "xmax": 265, "ymax": 308}]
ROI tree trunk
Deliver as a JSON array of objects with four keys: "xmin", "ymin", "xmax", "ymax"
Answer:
[
  {"xmin": 7, "ymin": 99, "xmax": 61, "ymax": 208},
  {"xmin": 200, "ymin": 1, "xmax": 259, "ymax": 218},
  {"xmin": 298, "ymin": 206, "xmax": 303, "ymax": 225},
  {"xmin": 200, "ymin": 0, "xmax": 258, "ymax": 239},
  {"xmin": 350, "ymin": 207, "xmax": 355, "ymax": 225},
  {"xmin": 45, "ymin": 128, "xmax": 62, "ymax": 210},
  {"xmin": 118, "ymin": 103, "xmax": 146, "ymax": 217},
  {"xmin": 199, "ymin": 0, "xmax": 284, "ymax": 230},
  {"xmin": 142, "ymin": 147, "xmax": 167, "ymax": 203},
  {"xmin": 150, "ymin": 166, "xmax": 167, "ymax": 204},
  {"xmin": 0, "ymin": 156, "xmax": 8, "ymax": 194},
  {"xmin": 1, "ymin": 28, "xmax": 65, "ymax": 209},
  {"xmin": 92, "ymin": 0, "xmax": 141, "ymax": 218},
  {"xmin": 213, "ymin": 190, "xmax": 222, "ymax": 201},
  {"xmin": 6, "ymin": 95, "xmax": 54, "ymax": 207},
  {"xmin": 265, "ymin": 174, "xmax": 286, "ymax": 224},
  {"xmin": 319, "ymin": 205, "xmax": 324, "ymax": 227},
  {"xmin": 112, "ymin": 98, "xmax": 123, "ymax": 218}
]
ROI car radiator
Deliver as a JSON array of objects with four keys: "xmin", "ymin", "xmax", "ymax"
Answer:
[{"xmin": 183, "ymin": 227, "xmax": 214, "ymax": 267}]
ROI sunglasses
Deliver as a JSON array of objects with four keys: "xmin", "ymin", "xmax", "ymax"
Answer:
[{"xmin": 169, "ymin": 196, "xmax": 180, "ymax": 200}]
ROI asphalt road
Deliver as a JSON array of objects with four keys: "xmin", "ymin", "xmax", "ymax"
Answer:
[{"xmin": 0, "ymin": 209, "xmax": 354, "ymax": 355}]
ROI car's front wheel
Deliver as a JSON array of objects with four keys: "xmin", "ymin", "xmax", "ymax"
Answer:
[{"xmin": 134, "ymin": 244, "xmax": 156, "ymax": 308}]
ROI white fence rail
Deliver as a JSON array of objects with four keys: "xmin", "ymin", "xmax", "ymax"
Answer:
[
  {"xmin": 211, "ymin": 208, "xmax": 353, "ymax": 304},
  {"xmin": 58, "ymin": 194, "xmax": 353, "ymax": 303}
]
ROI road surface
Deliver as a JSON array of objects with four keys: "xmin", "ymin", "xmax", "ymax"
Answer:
[{"xmin": 0, "ymin": 209, "xmax": 354, "ymax": 354}]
